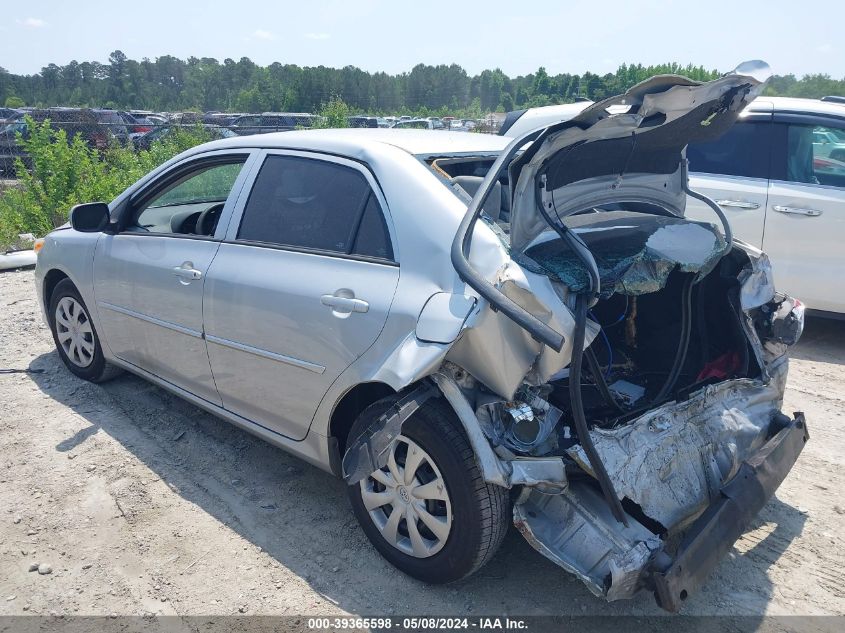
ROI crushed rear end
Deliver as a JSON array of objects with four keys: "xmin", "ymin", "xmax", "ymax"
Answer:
[{"xmin": 446, "ymin": 61, "xmax": 808, "ymax": 609}]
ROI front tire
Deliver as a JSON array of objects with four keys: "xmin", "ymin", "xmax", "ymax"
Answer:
[
  {"xmin": 348, "ymin": 395, "xmax": 510, "ymax": 583},
  {"xmin": 48, "ymin": 278, "xmax": 122, "ymax": 383}
]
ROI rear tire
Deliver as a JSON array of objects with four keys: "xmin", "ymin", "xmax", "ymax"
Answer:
[
  {"xmin": 348, "ymin": 395, "xmax": 510, "ymax": 583},
  {"xmin": 48, "ymin": 278, "xmax": 122, "ymax": 383}
]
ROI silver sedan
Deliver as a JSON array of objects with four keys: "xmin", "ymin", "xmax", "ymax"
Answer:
[{"xmin": 35, "ymin": 63, "xmax": 809, "ymax": 610}]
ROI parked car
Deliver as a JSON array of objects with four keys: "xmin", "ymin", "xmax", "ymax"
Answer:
[
  {"xmin": 169, "ymin": 112, "xmax": 204, "ymax": 125},
  {"xmin": 0, "ymin": 107, "xmax": 22, "ymax": 125},
  {"xmin": 347, "ymin": 116, "xmax": 379, "ymax": 128},
  {"xmin": 229, "ymin": 113, "xmax": 318, "ymax": 135},
  {"xmin": 94, "ymin": 109, "xmax": 132, "ymax": 145},
  {"xmin": 202, "ymin": 112, "xmax": 247, "ymax": 127},
  {"xmin": 35, "ymin": 64, "xmax": 807, "ymax": 612},
  {"xmin": 391, "ymin": 118, "xmax": 444, "ymax": 130},
  {"xmin": 0, "ymin": 108, "xmax": 129, "ymax": 175},
  {"xmin": 684, "ymin": 96, "xmax": 845, "ymax": 315},
  {"xmin": 132, "ymin": 124, "xmax": 236, "ymax": 150}
]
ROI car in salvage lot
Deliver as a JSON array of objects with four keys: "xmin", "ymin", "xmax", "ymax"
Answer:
[{"xmin": 34, "ymin": 61, "xmax": 808, "ymax": 611}]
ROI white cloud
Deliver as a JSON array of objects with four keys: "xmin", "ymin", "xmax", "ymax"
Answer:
[
  {"xmin": 17, "ymin": 17, "xmax": 46, "ymax": 28},
  {"xmin": 252, "ymin": 29, "xmax": 274, "ymax": 40},
  {"xmin": 304, "ymin": 32, "xmax": 331, "ymax": 41},
  {"xmin": 816, "ymin": 43, "xmax": 833, "ymax": 53}
]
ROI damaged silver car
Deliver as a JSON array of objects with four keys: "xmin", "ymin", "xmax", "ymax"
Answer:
[{"xmin": 36, "ymin": 60, "xmax": 807, "ymax": 611}]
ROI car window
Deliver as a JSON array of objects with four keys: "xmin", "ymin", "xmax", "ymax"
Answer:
[
  {"xmin": 686, "ymin": 121, "xmax": 771, "ymax": 179},
  {"xmin": 134, "ymin": 160, "xmax": 246, "ymax": 234},
  {"xmin": 352, "ymin": 194, "xmax": 393, "ymax": 259},
  {"xmin": 237, "ymin": 154, "xmax": 393, "ymax": 260},
  {"xmin": 782, "ymin": 123, "xmax": 845, "ymax": 188}
]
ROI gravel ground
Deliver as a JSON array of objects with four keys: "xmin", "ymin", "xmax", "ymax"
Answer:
[{"xmin": 0, "ymin": 268, "xmax": 843, "ymax": 618}]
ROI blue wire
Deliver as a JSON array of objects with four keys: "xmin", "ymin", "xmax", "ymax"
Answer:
[{"xmin": 607, "ymin": 295, "xmax": 629, "ymax": 327}]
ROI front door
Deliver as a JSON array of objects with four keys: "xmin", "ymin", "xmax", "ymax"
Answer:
[
  {"xmin": 762, "ymin": 117, "xmax": 845, "ymax": 312},
  {"xmin": 203, "ymin": 151, "xmax": 400, "ymax": 440},
  {"xmin": 685, "ymin": 113, "xmax": 773, "ymax": 249},
  {"xmin": 93, "ymin": 152, "xmax": 254, "ymax": 403}
]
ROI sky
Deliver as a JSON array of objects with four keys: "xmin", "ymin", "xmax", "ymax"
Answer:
[{"xmin": 1, "ymin": 0, "xmax": 843, "ymax": 79}]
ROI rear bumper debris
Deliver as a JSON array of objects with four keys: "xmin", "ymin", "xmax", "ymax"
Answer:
[
  {"xmin": 513, "ymin": 410, "xmax": 808, "ymax": 610},
  {"xmin": 652, "ymin": 411, "xmax": 808, "ymax": 611}
]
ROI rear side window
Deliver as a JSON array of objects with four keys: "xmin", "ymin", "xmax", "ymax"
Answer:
[
  {"xmin": 774, "ymin": 122, "xmax": 845, "ymax": 188},
  {"xmin": 686, "ymin": 121, "xmax": 771, "ymax": 179},
  {"xmin": 237, "ymin": 155, "xmax": 393, "ymax": 260}
]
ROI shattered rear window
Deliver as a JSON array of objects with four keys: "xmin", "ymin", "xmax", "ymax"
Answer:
[{"xmin": 513, "ymin": 210, "xmax": 726, "ymax": 297}]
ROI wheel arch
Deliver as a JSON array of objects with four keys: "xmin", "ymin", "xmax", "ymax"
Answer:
[
  {"xmin": 43, "ymin": 268, "xmax": 71, "ymax": 316},
  {"xmin": 328, "ymin": 381, "xmax": 398, "ymax": 458}
]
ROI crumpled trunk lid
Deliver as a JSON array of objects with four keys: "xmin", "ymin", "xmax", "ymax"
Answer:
[{"xmin": 506, "ymin": 61, "xmax": 771, "ymax": 252}]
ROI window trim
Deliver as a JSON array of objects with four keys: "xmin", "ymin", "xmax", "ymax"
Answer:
[
  {"xmin": 220, "ymin": 239, "xmax": 399, "ymax": 267},
  {"xmin": 225, "ymin": 148, "xmax": 399, "ymax": 264},
  {"xmin": 117, "ymin": 150, "xmax": 257, "ymax": 240}
]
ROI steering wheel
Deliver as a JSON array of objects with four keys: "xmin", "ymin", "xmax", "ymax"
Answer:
[{"xmin": 195, "ymin": 203, "xmax": 225, "ymax": 236}]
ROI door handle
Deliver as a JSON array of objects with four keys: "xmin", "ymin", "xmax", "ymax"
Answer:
[
  {"xmin": 772, "ymin": 205, "xmax": 822, "ymax": 217},
  {"xmin": 321, "ymin": 294, "xmax": 369, "ymax": 314},
  {"xmin": 716, "ymin": 199, "xmax": 760, "ymax": 210},
  {"xmin": 172, "ymin": 262, "xmax": 203, "ymax": 282}
]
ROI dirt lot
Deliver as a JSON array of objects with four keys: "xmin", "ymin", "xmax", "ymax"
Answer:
[{"xmin": 1, "ymin": 267, "xmax": 844, "ymax": 618}]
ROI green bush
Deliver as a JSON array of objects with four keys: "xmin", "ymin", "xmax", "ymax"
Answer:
[
  {"xmin": 0, "ymin": 117, "xmax": 213, "ymax": 250},
  {"xmin": 311, "ymin": 95, "xmax": 351, "ymax": 129}
]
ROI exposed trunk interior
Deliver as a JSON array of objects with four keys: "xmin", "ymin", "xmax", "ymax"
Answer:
[
  {"xmin": 476, "ymin": 208, "xmax": 769, "ymax": 461},
  {"xmin": 547, "ymin": 257, "xmax": 762, "ymax": 431}
]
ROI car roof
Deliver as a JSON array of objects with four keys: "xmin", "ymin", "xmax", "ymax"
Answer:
[
  {"xmin": 200, "ymin": 128, "xmax": 511, "ymax": 156},
  {"xmin": 748, "ymin": 96, "xmax": 845, "ymax": 117}
]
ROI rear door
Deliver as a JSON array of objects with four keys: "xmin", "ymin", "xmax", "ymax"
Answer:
[
  {"xmin": 762, "ymin": 114, "xmax": 845, "ymax": 312},
  {"xmin": 203, "ymin": 150, "xmax": 400, "ymax": 440},
  {"xmin": 685, "ymin": 111, "xmax": 773, "ymax": 248}
]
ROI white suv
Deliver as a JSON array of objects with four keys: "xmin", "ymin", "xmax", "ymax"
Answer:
[{"xmin": 685, "ymin": 97, "xmax": 845, "ymax": 315}]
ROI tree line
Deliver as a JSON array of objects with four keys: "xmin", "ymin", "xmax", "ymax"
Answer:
[{"xmin": 1, "ymin": 52, "xmax": 843, "ymax": 116}]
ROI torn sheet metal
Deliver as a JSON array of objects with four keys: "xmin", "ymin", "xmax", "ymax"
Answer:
[
  {"xmin": 567, "ymin": 356, "xmax": 789, "ymax": 530},
  {"xmin": 514, "ymin": 483, "xmax": 660, "ymax": 600},
  {"xmin": 737, "ymin": 243, "xmax": 777, "ymax": 310},
  {"xmin": 514, "ymin": 211, "xmax": 726, "ymax": 297},
  {"xmin": 509, "ymin": 458, "xmax": 567, "ymax": 489},
  {"xmin": 446, "ymin": 261, "xmax": 594, "ymax": 399}
]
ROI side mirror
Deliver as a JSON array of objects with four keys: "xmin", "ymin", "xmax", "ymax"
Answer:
[{"xmin": 70, "ymin": 202, "xmax": 111, "ymax": 233}]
